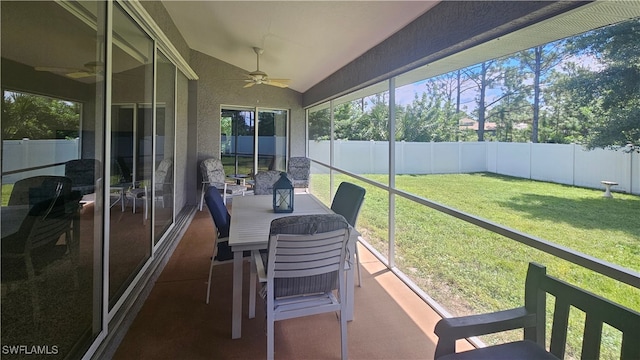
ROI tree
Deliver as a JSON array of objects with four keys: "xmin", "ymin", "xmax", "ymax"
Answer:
[
  {"xmin": 518, "ymin": 42, "xmax": 566, "ymax": 143},
  {"xmin": 463, "ymin": 60, "xmax": 504, "ymax": 141},
  {"xmin": 539, "ymin": 67, "xmax": 595, "ymax": 144},
  {"xmin": 347, "ymin": 93, "xmax": 390, "ymax": 141},
  {"xmin": 308, "ymin": 108, "xmax": 331, "ymax": 141},
  {"xmin": 399, "ymin": 92, "xmax": 440, "ymax": 142},
  {"xmin": 487, "ymin": 65, "xmax": 530, "ymax": 142},
  {"xmin": 2, "ymin": 91, "xmax": 80, "ymax": 140},
  {"xmin": 563, "ymin": 19, "xmax": 640, "ymax": 151},
  {"xmin": 333, "ymin": 101, "xmax": 362, "ymax": 140}
]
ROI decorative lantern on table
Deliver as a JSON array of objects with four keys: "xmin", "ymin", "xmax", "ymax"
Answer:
[{"xmin": 273, "ymin": 172, "xmax": 294, "ymax": 213}]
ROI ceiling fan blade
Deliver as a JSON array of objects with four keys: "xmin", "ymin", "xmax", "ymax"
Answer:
[
  {"xmin": 267, "ymin": 78, "xmax": 290, "ymax": 84},
  {"xmin": 34, "ymin": 66, "xmax": 83, "ymax": 73},
  {"xmin": 67, "ymin": 71, "xmax": 96, "ymax": 79},
  {"xmin": 243, "ymin": 82, "xmax": 255, "ymax": 88},
  {"xmin": 265, "ymin": 79, "xmax": 289, "ymax": 88}
]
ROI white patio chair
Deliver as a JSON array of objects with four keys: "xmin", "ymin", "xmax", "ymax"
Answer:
[
  {"xmin": 253, "ymin": 214, "xmax": 351, "ymax": 360},
  {"xmin": 287, "ymin": 157, "xmax": 310, "ymax": 192},
  {"xmin": 199, "ymin": 158, "xmax": 246, "ymax": 209}
]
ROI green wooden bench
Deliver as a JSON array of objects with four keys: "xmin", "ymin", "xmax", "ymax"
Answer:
[{"xmin": 434, "ymin": 262, "xmax": 640, "ymax": 360}]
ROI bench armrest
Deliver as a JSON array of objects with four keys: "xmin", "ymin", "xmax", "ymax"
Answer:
[{"xmin": 434, "ymin": 307, "xmax": 536, "ymax": 359}]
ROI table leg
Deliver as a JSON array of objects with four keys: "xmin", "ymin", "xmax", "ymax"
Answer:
[
  {"xmin": 345, "ymin": 236, "xmax": 356, "ymax": 321},
  {"xmin": 249, "ymin": 253, "xmax": 257, "ymax": 319},
  {"xmin": 232, "ymin": 250, "xmax": 243, "ymax": 339}
]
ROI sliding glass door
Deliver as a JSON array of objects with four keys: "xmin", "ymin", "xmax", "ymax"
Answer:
[
  {"xmin": 108, "ymin": 3, "xmax": 154, "ymax": 310},
  {"xmin": 220, "ymin": 107, "xmax": 288, "ymax": 176},
  {"xmin": 221, "ymin": 108, "xmax": 255, "ymax": 176},
  {"xmin": 1, "ymin": 1, "xmax": 106, "ymax": 357}
]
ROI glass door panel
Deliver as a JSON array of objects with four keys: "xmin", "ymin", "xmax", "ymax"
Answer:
[
  {"xmin": 221, "ymin": 108, "xmax": 255, "ymax": 176},
  {"xmin": 257, "ymin": 109, "xmax": 288, "ymax": 172},
  {"xmin": 154, "ymin": 51, "xmax": 175, "ymax": 245},
  {"xmin": 1, "ymin": 1, "xmax": 106, "ymax": 357},
  {"xmin": 109, "ymin": 3, "xmax": 154, "ymax": 310},
  {"xmin": 220, "ymin": 107, "xmax": 288, "ymax": 175}
]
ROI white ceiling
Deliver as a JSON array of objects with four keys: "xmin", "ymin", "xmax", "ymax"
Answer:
[{"xmin": 161, "ymin": 1, "xmax": 438, "ymax": 92}]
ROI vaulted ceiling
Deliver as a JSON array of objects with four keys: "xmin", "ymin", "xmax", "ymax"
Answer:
[{"xmin": 161, "ymin": 1, "xmax": 439, "ymax": 93}]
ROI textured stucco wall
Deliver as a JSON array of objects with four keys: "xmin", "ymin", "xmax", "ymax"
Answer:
[
  {"xmin": 190, "ymin": 50, "xmax": 305, "ymax": 178},
  {"xmin": 140, "ymin": 1, "xmax": 191, "ymax": 63},
  {"xmin": 303, "ymin": 1, "xmax": 587, "ymax": 107},
  {"xmin": 142, "ymin": 1, "xmax": 195, "ymax": 206}
]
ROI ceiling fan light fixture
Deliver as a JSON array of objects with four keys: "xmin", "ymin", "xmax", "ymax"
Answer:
[{"xmin": 241, "ymin": 47, "xmax": 290, "ymax": 89}]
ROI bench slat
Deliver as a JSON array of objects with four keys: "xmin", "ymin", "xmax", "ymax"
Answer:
[
  {"xmin": 581, "ymin": 314, "xmax": 603, "ymax": 359},
  {"xmin": 621, "ymin": 331, "xmax": 640, "ymax": 360},
  {"xmin": 549, "ymin": 297, "xmax": 570, "ymax": 358},
  {"xmin": 540, "ymin": 275, "xmax": 638, "ymax": 333}
]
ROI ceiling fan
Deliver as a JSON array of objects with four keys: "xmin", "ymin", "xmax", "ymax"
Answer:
[
  {"xmin": 34, "ymin": 61, "xmax": 103, "ymax": 79},
  {"xmin": 243, "ymin": 47, "xmax": 290, "ymax": 88}
]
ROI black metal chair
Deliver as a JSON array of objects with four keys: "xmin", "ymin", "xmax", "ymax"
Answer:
[
  {"xmin": 65, "ymin": 158, "xmax": 100, "ymax": 195},
  {"xmin": 2, "ymin": 183, "xmax": 82, "ymax": 324},
  {"xmin": 8, "ymin": 175, "xmax": 72, "ymax": 207},
  {"xmin": 330, "ymin": 182, "xmax": 366, "ymax": 286},
  {"xmin": 204, "ymin": 186, "xmax": 231, "ymax": 304}
]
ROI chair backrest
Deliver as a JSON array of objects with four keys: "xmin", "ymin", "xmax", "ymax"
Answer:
[
  {"xmin": 523, "ymin": 262, "xmax": 640, "ymax": 359},
  {"xmin": 254, "ymin": 170, "xmax": 288, "ymax": 195},
  {"xmin": 331, "ymin": 182, "xmax": 366, "ymax": 227},
  {"xmin": 65, "ymin": 159, "xmax": 100, "ymax": 188},
  {"xmin": 204, "ymin": 186, "xmax": 230, "ymax": 238},
  {"xmin": 200, "ymin": 158, "xmax": 226, "ymax": 184},
  {"xmin": 287, "ymin": 157, "xmax": 310, "ymax": 188},
  {"xmin": 11, "ymin": 189, "xmax": 81, "ymax": 254},
  {"xmin": 155, "ymin": 158, "xmax": 173, "ymax": 184},
  {"xmin": 267, "ymin": 214, "xmax": 350, "ymax": 297},
  {"xmin": 8, "ymin": 176, "xmax": 72, "ymax": 207},
  {"xmin": 113, "ymin": 156, "xmax": 132, "ymax": 183}
]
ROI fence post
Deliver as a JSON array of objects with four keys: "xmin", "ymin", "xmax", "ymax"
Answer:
[
  {"xmin": 458, "ymin": 141, "xmax": 462, "ymax": 173},
  {"xmin": 630, "ymin": 150, "xmax": 635, "ymax": 195},
  {"xmin": 572, "ymin": 143, "xmax": 576, "ymax": 186},
  {"xmin": 529, "ymin": 141, "xmax": 533, "ymax": 180},
  {"xmin": 430, "ymin": 141, "xmax": 434, "ymax": 174},
  {"xmin": 399, "ymin": 140, "xmax": 404, "ymax": 174},
  {"xmin": 370, "ymin": 140, "xmax": 375, "ymax": 174}
]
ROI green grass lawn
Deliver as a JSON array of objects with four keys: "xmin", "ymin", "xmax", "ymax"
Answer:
[
  {"xmin": 1, "ymin": 184, "xmax": 11, "ymax": 205},
  {"xmin": 310, "ymin": 172, "xmax": 639, "ymax": 358}
]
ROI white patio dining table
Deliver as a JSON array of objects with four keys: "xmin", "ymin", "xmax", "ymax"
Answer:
[{"xmin": 228, "ymin": 193, "xmax": 357, "ymax": 339}]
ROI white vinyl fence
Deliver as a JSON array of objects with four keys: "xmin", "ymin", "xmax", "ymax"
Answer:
[
  {"xmin": 309, "ymin": 140, "xmax": 639, "ymax": 195},
  {"xmin": 2, "ymin": 139, "xmax": 80, "ymax": 184}
]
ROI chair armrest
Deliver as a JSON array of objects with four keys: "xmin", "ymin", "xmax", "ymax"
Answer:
[
  {"xmin": 203, "ymin": 181, "xmax": 229, "ymax": 193},
  {"xmin": 253, "ymin": 250, "xmax": 267, "ymax": 283},
  {"xmin": 434, "ymin": 307, "xmax": 536, "ymax": 359}
]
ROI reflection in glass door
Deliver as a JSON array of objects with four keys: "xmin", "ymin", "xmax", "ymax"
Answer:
[
  {"xmin": 1, "ymin": 1, "xmax": 106, "ymax": 357},
  {"xmin": 154, "ymin": 51, "xmax": 175, "ymax": 245},
  {"xmin": 221, "ymin": 108, "xmax": 255, "ymax": 176},
  {"xmin": 220, "ymin": 107, "xmax": 288, "ymax": 176},
  {"xmin": 109, "ymin": 3, "xmax": 154, "ymax": 310}
]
